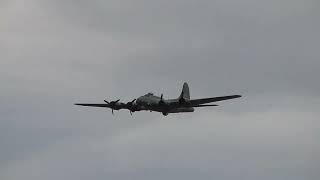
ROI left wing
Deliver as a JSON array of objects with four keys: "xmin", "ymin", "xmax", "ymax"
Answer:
[
  {"xmin": 74, "ymin": 103, "xmax": 111, "ymax": 108},
  {"xmin": 190, "ymin": 95, "xmax": 241, "ymax": 106},
  {"xmin": 75, "ymin": 102, "xmax": 130, "ymax": 115}
]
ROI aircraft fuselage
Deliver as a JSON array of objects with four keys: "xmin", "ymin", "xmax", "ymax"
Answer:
[{"xmin": 136, "ymin": 93, "xmax": 194, "ymax": 115}]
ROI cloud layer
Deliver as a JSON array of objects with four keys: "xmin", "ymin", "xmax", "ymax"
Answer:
[{"xmin": 1, "ymin": 0, "xmax": 319, "ymax": 179}]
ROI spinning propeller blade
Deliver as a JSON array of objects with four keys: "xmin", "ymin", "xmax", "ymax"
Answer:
[
  {"xmin": 104, "ymin": 99, "xmax": 121, "ymax": 115},
  {"xmin": 127, "ymin": 99, "xmax": 137, "ymax": 115}
]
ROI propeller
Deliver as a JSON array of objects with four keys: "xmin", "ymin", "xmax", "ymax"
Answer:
[
  {"xmin": 104, "ymin": 99, "xmax": 120, "ymax": 104},
  {"xmin": 158, "ymin": 94, "xmax": 169, "ymax": 115},
  {"xmin": 158, "ymin": 94, "xmax": 165, "ymax": 106},
  {"xmin": 126, "ymin": 99, "xmax": 136, "ymax": 115},
  {"xmin": 104, "ymin": 99, "xmax": 120, "ymax": 115}
]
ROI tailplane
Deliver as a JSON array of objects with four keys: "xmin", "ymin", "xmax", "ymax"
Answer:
[{"xmin": 179, "ymin": 82, "xmax": 190, "ymax": 100}]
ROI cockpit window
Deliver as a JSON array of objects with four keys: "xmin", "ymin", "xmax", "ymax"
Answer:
[{"xmin": 145, "ymin": 93, "xmax": 154, "ymax": 96}]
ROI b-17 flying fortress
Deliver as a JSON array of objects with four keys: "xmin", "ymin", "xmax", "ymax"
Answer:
[{"xmin": 75, "ymin": 82, "xmax": 241, "ymax": 116}]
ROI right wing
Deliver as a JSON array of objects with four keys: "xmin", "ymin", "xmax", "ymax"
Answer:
[
  {"xmin": 193, "ymin": 104, "xmax": 219, "ymax": 107},
  {"xmin": 190, "ymin": 95, "xmax": 241, "ymax": 106}
]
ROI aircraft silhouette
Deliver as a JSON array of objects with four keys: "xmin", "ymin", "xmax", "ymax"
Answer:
[{"xmin": 75, "ymin": 82, "xmax": 241, "ymax": 116}]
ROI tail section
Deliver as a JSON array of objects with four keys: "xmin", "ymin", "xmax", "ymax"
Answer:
[{"xmin": 179, "ymin": 82, "xmax": 190, "ymax": 100}]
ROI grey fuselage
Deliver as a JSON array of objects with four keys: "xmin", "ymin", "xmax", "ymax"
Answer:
[{"xmin": 135, "ymin": 93, "xmax": 194, "ymax": 114}]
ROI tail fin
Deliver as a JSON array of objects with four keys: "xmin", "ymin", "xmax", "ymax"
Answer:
[{"xmin": 179, "ymin": 82, "xmax": 190, "ymax": 100}]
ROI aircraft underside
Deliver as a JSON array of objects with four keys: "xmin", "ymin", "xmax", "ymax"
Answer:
[{"xmin": 142, "ymin": 106, "xmax": 195, "ymax": 116}]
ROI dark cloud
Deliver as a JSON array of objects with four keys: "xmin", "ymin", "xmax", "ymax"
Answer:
[
  {"xmin": 40, "ymin": 0, "xmax": 320, "ymax": 96},
  {"xmin": 0, "ymin": 0, "xmax": 319, "ymax": 179}
]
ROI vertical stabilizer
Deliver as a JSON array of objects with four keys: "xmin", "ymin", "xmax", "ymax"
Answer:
[{"xmin": 180, "ymin": 82, "xmax": 190, "ymax": 100}]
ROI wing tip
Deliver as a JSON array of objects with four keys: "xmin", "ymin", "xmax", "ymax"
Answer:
[{"xmin": 229, "ymin": 95, "xmax": 242, "ymax": 99}]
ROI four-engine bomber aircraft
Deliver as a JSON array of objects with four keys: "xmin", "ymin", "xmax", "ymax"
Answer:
[{"xmin": 75, "ymin": 82, "xmax": 241, "ymax": 116}]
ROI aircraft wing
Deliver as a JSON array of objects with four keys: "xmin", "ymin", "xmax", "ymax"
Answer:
[
  {"xmin": 74, "ymin": 103, "xmax": 111, "ymax": 108},
  {"xmin": 190, "ymin": 95, "xmax": 241, "ymax": 106},
  {"xmin": 193, "ymin": 104, "xmax": 219, "ymax": 107}
]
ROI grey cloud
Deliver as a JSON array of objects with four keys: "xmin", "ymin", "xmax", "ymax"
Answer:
[
  {"xmin": 0, "ymin": 0, "xmax": 319, "ymax": 180},
  {"xmin": 39, "ymin": 0, "xmax": 320, "ymax": 96},
  {"xmin": 1, "ymin": 110, "xmax": 319, "ymax": 180}
]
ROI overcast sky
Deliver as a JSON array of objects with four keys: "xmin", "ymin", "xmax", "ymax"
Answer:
[{"xmin": 1, "ymin": 0, "xmax": 320, "ymax": 179}]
